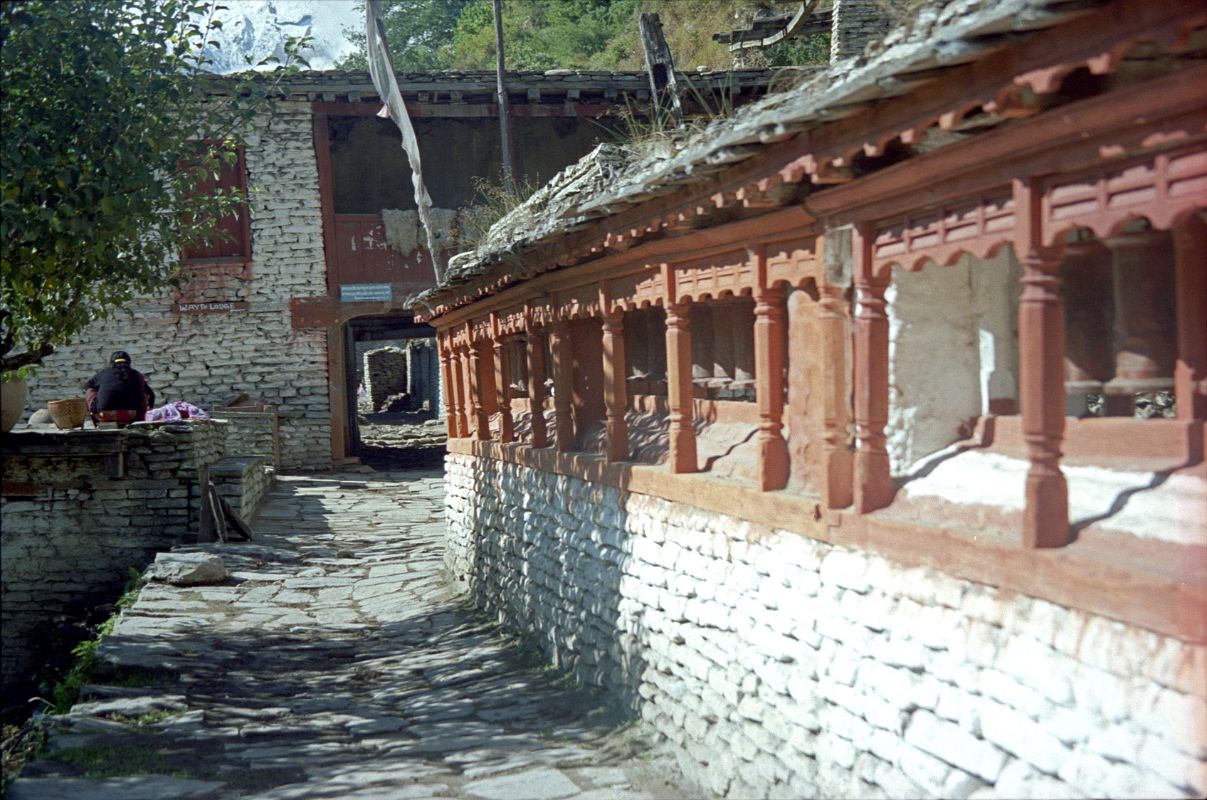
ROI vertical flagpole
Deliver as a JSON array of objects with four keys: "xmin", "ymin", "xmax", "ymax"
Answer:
[{"xmin": 493, "ymin": 0, "xmax": 514, "ymax": 194}]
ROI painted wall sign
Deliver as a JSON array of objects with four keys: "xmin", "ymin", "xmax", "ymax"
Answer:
[
  {"xmin": 340, "ymin": 283, "xmax": 393, "ymax": 303},
  {"xmin": 172, "ymin": 301, "xmax": 249, "ymax": 314}
]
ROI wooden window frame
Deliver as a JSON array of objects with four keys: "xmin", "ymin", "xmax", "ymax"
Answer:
[{"xmin": 180, "ymin": 145, "xmax": 252, "ymax": 266}]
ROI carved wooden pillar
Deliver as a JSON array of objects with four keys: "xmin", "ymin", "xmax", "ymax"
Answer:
[
  {"xmin": 818, "ymin": 282, "xmax": 854, "ymax": 508},
  {"xmin": 491, "ymin": 331, "xmax": 514, "ymax": 443},
  {"xmin": 1015, "ymin": 179, "xmax": 1069, "ymax": 548},
  {"xmin": 454, "ymin": 347, "xmax": 469, "ymax": 437},
  {"xmin": 753, "ymin": 287, "xmax": 790, "ymax": 491},
  {"xmin": 852, "ymin": 225, "xmax": 893, "ymax": 513},
  {"xmin": 1172, "ymin": 215, "xmax": 1207, "ymax": 420},
  {"xmin": 1104, "ymin": 228, "xmax": 1177, "ymax": 414},
  {"xmin": 549, "ymin": 320, "xmax": 575, "ymax": 451},
  {"xmin": 1020, "ymin": 253, "xmax": 1070, "ymax": 546},
  {"xmin": 526, "ymin": 325, "xmax": 549, "ymax": 447},
  {"xmin": 439, "ymin": 336, "xmax": 458, "ymax": 436},
  {"xmin": 602, "ymin": 308, "xmax": 630, "ymax": 462},
  {"xmin": 466, "ymin": 331, "xmax": 490, "ymax": 440},
  {"xmin": 665, "ymin": 302, "xmax": 698, "ymax": 473}
]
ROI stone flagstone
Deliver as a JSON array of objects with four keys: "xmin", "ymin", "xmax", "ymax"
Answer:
[{"xmin": 8, "ymin": 469, "xmax": 684, "ymax": 800}]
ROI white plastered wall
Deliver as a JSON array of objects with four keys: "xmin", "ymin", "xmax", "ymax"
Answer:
[{"xmin": 886, "ymin": 247, "xmax": 1020, "ymax": 475}]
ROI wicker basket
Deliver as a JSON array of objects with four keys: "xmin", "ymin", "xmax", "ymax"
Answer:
[{"xmin": 48, "ymin": 398, "xmax": 86, "ymax": 430}]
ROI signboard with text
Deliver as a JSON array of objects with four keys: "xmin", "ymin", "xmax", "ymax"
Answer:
[
  {"xmin": 171, "ymin": 301, "xmax": 249, "ymax": 314},
  {"xmin": 340, "ymin": 283, "xmax": 393, "ymax": 303}
]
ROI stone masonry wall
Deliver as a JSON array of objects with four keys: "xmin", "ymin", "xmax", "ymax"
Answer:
[
  {"xmin": 365, "ymin": 347, "xmax": 408, "ymax": 410},
  {"xmin": 831, "ymin": 0, "xmax": 892, "ymax": 63},
  {"xmin": 26, "ymin": 102, "xmax": 331, "ymax": 470},
  {"xmin": 444, "ymin": 452, "xmax": 1206, "ymax": 800},
  {"xmin": 211, "ymin": 454, "xmax": 272, "ymax": 521},
  {"xmin": 216, "ymin": 411, "xmax": 278, "ymax": 468},
  {"xmin": 1, "ymin": 422, "xmax": 231, "ymax": 705}
]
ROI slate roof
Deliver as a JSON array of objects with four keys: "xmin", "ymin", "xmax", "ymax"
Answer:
[
  {"xmin": 205, "ymin": 67, "xmax": 796, "ymax": 104},
  {"xmin": 414, "ymin": 0, "xmax": 1114, "ymax": 314}
]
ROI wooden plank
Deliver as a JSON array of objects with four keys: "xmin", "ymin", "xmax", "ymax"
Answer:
[
  {"xmin": 219, "ymin": 494, "xmax": 254, "ymax": 542},
  {"xmin": 207, "ymin": 482, "xmax": 228, "ymax": 543},
  {"xmin": 639, "ymin": 13, "xmax": 683, "ymax": 128},
  {"xmin": 198, "ymin": 465, "xmax": 214, "ymax": 543}
]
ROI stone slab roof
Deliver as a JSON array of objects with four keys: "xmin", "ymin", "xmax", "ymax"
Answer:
[
  {"xmin": 205, "ymin": 67, "xmax": 799, "ymax": 103},
  {"xmin": 415, "ymin": 0, "xmax": 1111, "ymax": 313}
]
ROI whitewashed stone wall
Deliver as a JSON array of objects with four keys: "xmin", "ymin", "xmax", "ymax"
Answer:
[
  {"xmin": 445, "ymin": 452, "xmax": 1206, "ymax": 800},
  {"xmin": 27, "ymin": 102, "xmax": 331, "ymax": 470},
  {"xmin": 887, "ymin": 249, "xmax": 1020, "ymax": 475}
]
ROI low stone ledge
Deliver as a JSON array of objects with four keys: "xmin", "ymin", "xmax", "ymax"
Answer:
[{"xmin": 208, "ymin": 455, "xmax": 273, "ymax": 521}]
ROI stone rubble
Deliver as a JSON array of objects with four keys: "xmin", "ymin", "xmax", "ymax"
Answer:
[{"xmin": 8, "ymin": 470, "xmax": 684, "ymax": 800}]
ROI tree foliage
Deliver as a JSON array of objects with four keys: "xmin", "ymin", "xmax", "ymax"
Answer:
[
  {"xmin": 341, "ymin": 0, "xmax": 475, "ymax": 71},
  {"xmin": 340, "ymin": 0, "xmax": 832, "ymax": 74},
  {"xmin": 0, "ymin": 0, "xmax": 306, "ymax": 374}
]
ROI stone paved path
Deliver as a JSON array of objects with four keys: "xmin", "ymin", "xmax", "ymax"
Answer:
[{"xmin": 10, "ymin": 470, "xmax": 685, "ymax": 800}]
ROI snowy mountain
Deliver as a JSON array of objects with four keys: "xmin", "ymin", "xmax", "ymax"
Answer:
[{"xmin": 197, "ymin": 0, "xmax": 362, "ymax": 74}]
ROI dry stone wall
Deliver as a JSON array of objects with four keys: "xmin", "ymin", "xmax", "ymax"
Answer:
[
  {"xmin": 26, "ymin": 102, "xmax": 331, "ymax": 470},
  {"xmin": 216, "ymin": 411, "xmax": 278, "ymax": 467},
  {"xmin": 445, "ymin": 452, "xmax": 1206, "ymax": 800},
  {"xmin": 830, "ymin": 0, "xmax": 892, "ymax": 63},
  {"xmin": 210, "ymin": 454, "xmax": 272, "ymax": 520},
  {"xmin": 1, "ymin": 422, "xmax": 243, "ymax": 705},
  {"xmin": 365, "ymin": 347, "xmax": 408, "ymax": 410}
]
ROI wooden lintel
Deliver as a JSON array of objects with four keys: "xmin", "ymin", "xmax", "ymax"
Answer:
[{"xmin": 311, "ymin": 100, "xmax": 617, "ymax": 119}]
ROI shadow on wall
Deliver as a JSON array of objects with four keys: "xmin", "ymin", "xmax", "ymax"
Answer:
[
  {"xmin": 456, "ymin": 455, "xmax": 649, "ymax": 714},
  {"xmin": 511, "ymin": 407, "xmax": 763, "ymax": 485}
]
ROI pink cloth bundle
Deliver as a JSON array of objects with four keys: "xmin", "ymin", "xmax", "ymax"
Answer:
[{"xmin": 145, "ymin": 401, "xmax": 210, "ymax": 422}]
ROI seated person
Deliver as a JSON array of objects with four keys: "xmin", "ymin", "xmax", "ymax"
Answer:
[{"xmin": 85, "ymin": 350, "xmax": 155, "ymax": 427}]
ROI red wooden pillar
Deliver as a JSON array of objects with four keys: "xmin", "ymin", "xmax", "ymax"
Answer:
[
  {"xmin": 1172, "ymin": 215, "xmax": 1206, "ymax": 420},
  {"xmin": 490, "ymin": 315, "xmax": 514, "ymax": 444},
  {"xmin": 549, "ymin": 319, "xmax": 575, "ymax": 451},
  {"xmin": 452, "ymin": 346, "xmax": 469, "ymax": 437},
  {"xmin": 466, "ymin": 324, "xmax": 490, "ymax": 440},
  {"xmin": 852, "ymin": 224, "xmax": 893, "ymax": 513},
  {"xmin": 819, "ymin": 280, "xmax": 854, "ymax": 508},
  {"xmin": 601, "ymin": 307, "xmax": 630, "ymax": 462},
  {"xmin": 1015, "ymin": 179, "xmax": 1069, "ymax": 548},
  {"xmin": 754, "ymin": 284, "xmax": 790, "ymax": 491},
  {"xmin": 526, "ymin": 324, "xmax": 549, "ymax": 447},
  {"xmin": 665, "ymin": 301, "xmax": 698, "ymax": 473},
  {"xmin": 438, "ymin": 334, "xmax": 458, "ymax": 436}
]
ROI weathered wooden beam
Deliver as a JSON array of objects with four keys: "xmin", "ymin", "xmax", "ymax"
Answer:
[{"xmin": 639, "ymin": 12, "xmax": 683, "ymax": 128}]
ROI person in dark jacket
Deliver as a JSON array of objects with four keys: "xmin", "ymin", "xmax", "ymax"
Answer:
[{"xmin": 85, "ymin": 351, "xmax": 155, "ymax": 427}]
